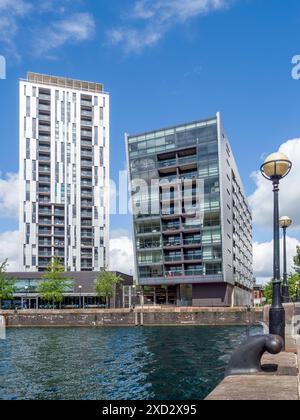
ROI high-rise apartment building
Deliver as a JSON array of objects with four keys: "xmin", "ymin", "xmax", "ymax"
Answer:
[
  {"xmin": 19, "ymin": 73, "xmax": 109, "ymax": 272},
  {"xmin": 126, "ymin": 113, "xmax": 253, "ymax": 307}
]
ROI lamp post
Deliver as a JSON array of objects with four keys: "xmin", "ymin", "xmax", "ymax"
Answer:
[
  {"xmin": 279, "ymin": 216, "xmax": 292, "ymax": 303},
  {"xmin": 295, "ymin": 281, "xmax": 299, "ymax": 303},
  {"xmin": 260, "ymin": 152, "xmax": 292, "ymax": 342},
  {"xmin": 78, "ymin": 285, "xmax": 82, "ymax": 309}
]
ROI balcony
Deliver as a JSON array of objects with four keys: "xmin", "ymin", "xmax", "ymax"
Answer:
[
  {"xmin": 54, "ymin": 219, "xmax": 65, "ymax": 226},
  {"xmin": 54, "ymin": 230, "xmax": 65, "ymax": 237},
  {"xmin": 81, "ymin": 170, "xmax": 93, "ymax": 178},
  {"xmin": 81, "ymin": 160, "xmax": 93, "ymax": 168},
  {"xmin": 81, "ymin": 220, "xmax": 92, "ymax": 227},
  {"xmin": 165, "ymin": 270, "xmax": 183, "ymax": 277},
  {"xmin": 54, "ymin": 251, "xmax": 65, "ymax": 257},
  {"xmin": 81, "ymin": 200, "xmax": 93, "ymax": 207},
  {"xmin": 54, "ymin": 240, "xmax": 64, "ymax": 247},
  {"xmin": 81, "ymin": 99, "xmax": 92, "ymax": 107},
  {"xmin": 39, "ymin": 218, "xmax": 52, "ymax": 226},
  {"xmin": 39, "ymin": 124, "xmax": 51, "ymax": 133},
  {"xmin": 39, "ymin": 114, "xmax": 51, "ymax": 122},
  {"xmin": 81, "ymin": 212, "xmax": 93, "ymax": 218},
  {"xmin": 38, "ymin": 145, "xmax": 50, "ymax": 153},
  {"xmin": 81, "ymin": 252, "xmax": 93, "ymax": 258},
  {"xmin": 81, "ymin": 150, "xmax": 93, "ymax": 159},
  {"xmin": 39, "ymin": 241, "xmax": 52, "ymax": 247},
  {"xmin": 54, "ymin": 210, "xmax": 64, "ymax": 217},
  {"xmin": 39, "ymin": 103, "xmax": 51, "ymax": 112},
  {"xmin": 38, "ymin": 228, "xmax": 52, "ymax": 236},
  {"xmin": 39, "ymin": 165, "xmax": 50, "ymax": 174},
  {"xmin": 38, "ymin": 187, "xmax": 51, "ymax": 194},
  {"xmin": 38, "ymin": 154, "xmax": 51, "ymax": 162},
  {"xmin": 81, "ymin": 129, "xmax": 92, "ymax": 138},
  {"xmin": 39, "ymin": 93, "xmax": 51, "ymax": 101},
  {"xmin": 184, "ymin": 254, "xmax": 202, "ymax": 261},
  {"xmin": 81, "ymin": 119, "xmax": 93, "ymax": 127},
  {"xmin": 185, "ymin": 270, "xmax": 203, "ymax": 276},
  {"xmin": 38, "ymin": 251, "xmax": 52, "ymax": 257},
  {"xmin": 163, "ymin": 241, "xmax": 181, "ymax": 248},
  {"xmin": 39, "ymin": 134, "xmax": 50, "ymax": 142},
  {"xmin": 81, "ymin": 140, "xmax": 92, "ymax": 147},
  {"xmin": 81, "ymin": 180, "xmax": 93, "ymax": 187},
  {"xmin": 183, "ymin": 238, "xmax": 201, "ymax": 246},
  {"xmin": 157, "ymin": 159, "xmax": 177, "ymax": 169},
  {"xmin": 164, "ymin": 255, "xmax": 182, "ymax": 262},
  {"xmin": 38, "ymin": 196, "xmax": 51, "ymax": 204},
  {"xmin": 81, "ymin": 110, "xmax": 93, "ymax": 118},
  {"xmin": 162, "ymin": 222, "xmax": 180, "ymax": 232},
  {"xmin": 81, "ymin": 240, "xmax": 93, "ymax": 247},
  {"xmin": 39, "ymin": 176, "xmax": 50, "ymax": 184},
  {"xmin": 81, "ymin": 189, "xmax": 93, "ymax": 198},
  {"xmin": 81, "ymin": 231, "xmax": 93, "ymax": 238}
]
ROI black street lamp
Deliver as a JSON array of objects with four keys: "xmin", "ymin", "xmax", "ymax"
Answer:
[
  {"xmin": 295, "ymin": 281, "xmax": 299, "ymax": 303},
  {"xmin": 260, "ymin": 152, "xmax": 292, "ymax": 343},
  {"xmin": 279, "ymin": 216, "xmax": 292, "ymax": 303}
]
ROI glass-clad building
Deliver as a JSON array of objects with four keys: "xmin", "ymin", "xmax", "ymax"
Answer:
[{"xmin": 126, "ymin": 113, "xmax": 253, "ymax": 307}]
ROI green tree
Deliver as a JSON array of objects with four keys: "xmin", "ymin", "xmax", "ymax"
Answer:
[
  {"xmin": 94, "ymin": 270, "xmax": 122, "ymax": 308},
  {"xmin": 37, "ymin": 258, "xmax": 73, "ymax": 309},
  {"xmin": 263, "ymin": 274, "xmax": 300, "ymax": 304},
  {"xmin": 293, "ymin": 246, "xmax": 300, "ymax": 274},
  {"xmin": 0, "ymin": 260, "xmax": 16, "ymax": 309}
]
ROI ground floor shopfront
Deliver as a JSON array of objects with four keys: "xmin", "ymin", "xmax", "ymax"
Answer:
[{"xmin": 141, "ymin": 283, "xmax": 253, "ymax": 307}]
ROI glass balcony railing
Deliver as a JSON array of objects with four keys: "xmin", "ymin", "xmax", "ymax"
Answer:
[
  {"xmin": 81, "ymin": 160, "xmax": 93, "ymax": 167},
  {"xmin": 81, "ymin": 110, "xmax": 93, "ymax": 118},
  {"xmin": 163, "ymin": 240, "xmax": 181, "ymax": 247},
  {"xmin": 185, "ymin": 270, "xmax": 203, "ymax": 276},
  {"xmin": 158, "ymin": 159, "xmax": 177, "ymax": 168},
  {"xmin": 39, "ymin": 93, "xmax": 51, "ymax": 101},
  {"xmin": 81, "ymin": 140, "xmax": 92, "ymax": 147},
  {"xmin": 38, "ymin": 155, "xmax": 51, "ymax": 162},
  {"xmin": 183, "ymin": 238, "xmax": 201, "ymax": 245},
  {"xmin": 164, "ymin": 255, "xmax": 182, "ymax": 262},
  {"xmin": 81, "ymin": 132, "xmax": 92, "ymax": 140},
  {"xmin": 81, "ymin": 100, "xmax": 92, "ymax": 107},
  {"xmin": 81, "ymin": 119, "xmax": 93, "ymax": 127},
  {"xmin": 39, "ymin": 125, "xmax": 51, "ymax": 133},
  {"xmin": 165, "ymin": 270, "xmax": 183, "ymax": 277},
  {"xmin": 38, "ymin": 187, "xmax": 51, "ymax": 193},
  {"xmin": 39, "ymin": 114, "xmax": 51, "ymax": 122},
  {"xmin": 184, "ymin": 254, "xmax": 202, "ymax": 261},
  {"xmin": 178, "ymin": 155, "xmax": 197, "ymax": 165}
]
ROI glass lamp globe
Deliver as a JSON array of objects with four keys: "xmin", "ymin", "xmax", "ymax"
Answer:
[
  {"xmin": 279, "ymin": 216, "xmax": 292, "ymax": 229},
  {"xmin": 262, "ymin": 152, "xmax": 291, "ymax": 179}
]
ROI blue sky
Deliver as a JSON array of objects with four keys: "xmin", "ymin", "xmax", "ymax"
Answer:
[{"xmin": 0, "ymin": 0, "xmax": 300, "ymax": 278}]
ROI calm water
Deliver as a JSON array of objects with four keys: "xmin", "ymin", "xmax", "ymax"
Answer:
[{"xmin": 0, "ymin": 326, "xmax": 261, "ymax": 400}]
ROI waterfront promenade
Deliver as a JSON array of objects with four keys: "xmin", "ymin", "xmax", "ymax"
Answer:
[{"xmin": 206, "ymin": 304, "xmax": 300, "ymax": 400}]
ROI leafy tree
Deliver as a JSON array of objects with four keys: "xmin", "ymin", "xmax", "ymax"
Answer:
[
  {"xmin": 263, "ymin": 274, "xmax": 300, "ymax": 304},
  {"xmin": 263, "ymin": 281, "xmax": 273, "ymax": 305},
  {"xmin": 293, "ymin": 246, "xmax": 300, "ymax": 274},
  {"xmin": 37, "ymin": 258, "xmax": 73, "ymax": 309},
  {"xmin": 94, "ymin": 270, "xmax": 122, "ymax": 308},
  {"xmin": 0, "ymin": 260, "xmax": 16, "ymax": 309}
]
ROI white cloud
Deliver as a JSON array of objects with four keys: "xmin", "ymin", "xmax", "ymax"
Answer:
[
  {"xmin": 0, "ymin": 173, "xmax": 19, "ymax": 219},
  {"xmin": 0, "ymin": 0, "xmax": 32, "ymax": 15},
  {"xmin": 249, "ymin": 138, "xmax": 300, "ymax": 230},
  {"xmin": 37, "ymin": 12, "xmax": 95, "ymax": 53},
  {"xmin": 253, "ymin": 236, "xmax": 300, "ymax": 280},
  {"xmin": 109, "ymin": 231, "xmax": 134, "ymax": 275},
  {"xmin": 0, "ymin": 230, "xmax": 20, "ymax": 271},
  {"xmin": 108, "ymin": 0, "xmax": 231, "ymax": 52}
]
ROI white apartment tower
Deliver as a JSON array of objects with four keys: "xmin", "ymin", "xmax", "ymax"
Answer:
[{"xmin": 19, "ymin": 73, "xmax": 109, "ymax": 272}]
